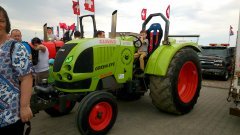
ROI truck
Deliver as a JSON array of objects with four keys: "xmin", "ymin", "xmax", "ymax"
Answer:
[
  {"xmin": 31, "ymin": 10, "xmax": 202, "ymax": 135},
  {"xmin": 199, "ymin": 44, "xmax": 235, "ymax": 80}
]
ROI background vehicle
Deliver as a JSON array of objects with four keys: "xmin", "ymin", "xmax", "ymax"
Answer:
[
  {"xmin": 199, "ymin": 44, "xmax": 235, "ymax": 80},
  {"xmin": 31, "ymin": 10, "xmax": 202, "ymax": 135}
]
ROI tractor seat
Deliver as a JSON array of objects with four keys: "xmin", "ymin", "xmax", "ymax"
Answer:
[
  {"xmin": 147, "ymin": 23, "xmax": 163, "ymax": 55},
  {"xmin": 133, "ymin": 23, "xmax": 163, "ymax": 73}
]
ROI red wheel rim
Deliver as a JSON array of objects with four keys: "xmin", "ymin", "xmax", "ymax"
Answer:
[
  {"xmin": 178, "ymin": 61, "xmax": 198, "ymax": 103},
  {"xmin": 88, "ymin": 102, "xmax": 113, "ymax": 131},
  {"xmin": 53, "ymin": 100, "xmax": 71, "ymax": 110}
]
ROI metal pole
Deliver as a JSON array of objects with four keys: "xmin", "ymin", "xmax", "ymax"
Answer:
[
  {"xmin": 235, "ymin": 10, "xmax": 240, "ymax": 71},
  {"xmin": 110, "ymin": 10, "xmax": 117, "ymax": 38},
  {"xmin": 76, "ymin": 0, "xmax": 80, "ymax": 31},
  {"xmin": 43, "ymin": 23, "xmax": 48, "ymax": 42},
  {"xmin": 237, "ymin": 10, "xmax": 240, "ymax": 46},
  {"xmin": 77, "ymin": 15, "xmax": 79, "ymax": 31},
  {"xmin": 228, "ymin": 33, "xmax": 230, "ymax": 44},
  {"xmin": 94, "ymin": 0, "xmax": 95, "ymax": 16}
]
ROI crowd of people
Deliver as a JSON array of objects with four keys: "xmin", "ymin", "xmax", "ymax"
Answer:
[{"xmin": 0, "ymin": 5, "xmax": 109, "ymax": 134}]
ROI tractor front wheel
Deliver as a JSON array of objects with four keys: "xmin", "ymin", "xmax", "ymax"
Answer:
[
  {"xmin": 76, "ymin": 91, "xmax": 118, "ymax": 135},
  {"xmin": 150, "ymin": 48, "xmax": 202, "ymax": 114}
]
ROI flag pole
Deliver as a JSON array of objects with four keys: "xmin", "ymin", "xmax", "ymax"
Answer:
[
  {"xmin": 57, "ymin": 26, "xmax": 59, "ymax": 38},
  {"xmin": 237, "ymin": 10, "xmax": 240, "ymax": 46},
  {"xmin": 76, "ymin": 0, "xmax": 80, "ymax": 31},
  {"xmin": 229, "ymin": 32, "xmax": 231, "ymax": 44},
  {"xmin": 77, "ymin": 15, "xmax": 79, "ymax": 31},
  {"xmin": 94, "ymin": 0, "xmax": 95, "ymax": 16}
]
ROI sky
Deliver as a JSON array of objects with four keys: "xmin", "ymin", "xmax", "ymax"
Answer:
[{"xmin": 1, "ymin": 0, "xmax": 239, "ymax": 46}]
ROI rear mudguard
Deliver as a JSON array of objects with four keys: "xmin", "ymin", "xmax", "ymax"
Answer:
[{"xmin": 145, "ymin": 41, "xmax": 200, "ymax": 76}]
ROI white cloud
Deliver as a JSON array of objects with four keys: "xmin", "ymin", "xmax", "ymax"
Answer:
[{"xmin": 1, "ymin": 0, "xmax": 239, "ymax": 46}]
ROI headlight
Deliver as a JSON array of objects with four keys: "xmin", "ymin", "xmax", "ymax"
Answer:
[
  {"xmin": 213, "ymin": 59, "xmax": 223, "ymax": 67},
  {"xmin": 67, "ymin": 74, "xmax": 72, "ymax": 80},
  {"xmin": 63, "ymin": 73, "xmax": 73, "ymax": 80},
  {"xmin": 213, "ymin": 63, "xmax": 223, "ymax": 67},
  {"xmin": 214, "ymin": 59, "xmax": 223, "ymax": 63}
]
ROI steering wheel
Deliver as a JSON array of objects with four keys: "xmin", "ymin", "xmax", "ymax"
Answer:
[{"xmin": 129, "ymin": 34, "xmax": 142, "ymax": 48}]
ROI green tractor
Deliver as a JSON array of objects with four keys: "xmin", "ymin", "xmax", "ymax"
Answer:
[{"xmin": 32, "ymin": 10, "xmax": 201, "ymax": 135}]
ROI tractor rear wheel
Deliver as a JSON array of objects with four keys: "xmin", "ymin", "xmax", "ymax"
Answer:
[
  {"xmin": 76, "ymin": 91, "xmax": 118, "ymax": 135},
  {"xmin": 149, "ymin": 48, "xmax": 202, "ymax": 114}
]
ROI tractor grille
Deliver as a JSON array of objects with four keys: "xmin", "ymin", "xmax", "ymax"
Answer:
[
  {"xmin": 55, "ymin": 79, "xmax": 92, "ymax": 89},
  {"xmin": 94, "ymin": 46, "xmax": 115, "ymax": 65},
  {"xmin": 53, "ymin": 43, "xmax": 77, "ymax": 72},
  {"xmin": 73, "ymin": 47, "xmax": 93, "ymax": 73}
]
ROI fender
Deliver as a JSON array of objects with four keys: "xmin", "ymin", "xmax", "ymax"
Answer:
[{"xmin": 145, "ymin": 41, "xmax": 201, "ymax": 76}]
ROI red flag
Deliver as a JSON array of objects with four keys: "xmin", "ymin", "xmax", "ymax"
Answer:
[
  {"xmin": 166, "ymin": 5, "xmax": 170, "ymax": 19},
  {"xmin": 59, "ymin": 23, "xmax": 68, "ymax": 30},
  {"xmin": 68, "ymin": 23, "xmax": 75, "ymax": 31},
  {"xmin": 141, "ymin": 8, "xmax": 147, "ymax": 20},
  {"xmin": 84, "ymin": 0, "xmax": 95, "ymax": 12},
  {"xmin": 230, "ymin": 25, "xmax": 234, "ymax": 36},
  {"xmin": 72, "ymin": 1, "xmax": 80, "ymax": 15}
]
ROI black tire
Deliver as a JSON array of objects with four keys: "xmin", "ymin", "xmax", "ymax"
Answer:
[
  {"xmin": 149, "ymin": 48, "xmax": 202, "ymax": 115},
  {"xmin": 44, "ymin": 101, "xmax": 76, "ymax": 117},
  {"xmin": 76, "ymin": 91, "xmax": 118, "ymax": 135}
]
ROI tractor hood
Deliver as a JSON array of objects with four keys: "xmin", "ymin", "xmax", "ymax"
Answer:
[
  {"xmin": 53, "ymin": 38, "xmax": 120, "ymax": 72},
  {"xmin": 52, "ymin": 38, "xmax": 132, "ymax": 82},
  {"xmin": 71, "ymin": 37, "xmax": 120, "ymax": 47}
]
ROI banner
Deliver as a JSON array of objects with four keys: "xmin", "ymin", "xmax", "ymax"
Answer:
[
  {"xmin": 72, "ymin": 1, "xmax": 80, "ymax": 15},
  {"xmin": 69, "ymin": 23, "xmax": 75, "ymax": 31},
  {"xmin": 59, "ymin": 23, "xmax": 68, "ymax": 30},
  {"xmin": 166, "ymin": 5, "xmax": 170, "ymax": 19},
  {"xmin": 141, "ymin": 8, "xmax": 147, "ymax": 20},
  {"xmin": 84, "ymin": 0, "xmax": 95, "ymax": 12}
]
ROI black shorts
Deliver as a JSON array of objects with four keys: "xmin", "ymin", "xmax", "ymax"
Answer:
[{"xmin": 0, "ymin": 120, "xmax": 25, "ymax": 135}]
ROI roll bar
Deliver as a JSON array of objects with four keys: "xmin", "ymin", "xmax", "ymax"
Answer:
[
  {"xmin": 142, "ymin": 13, "xmax": 170, "ymax": 45},
  {"xmin": 79, "ymin": 15, "xmax": 97, "ymax": 38}
]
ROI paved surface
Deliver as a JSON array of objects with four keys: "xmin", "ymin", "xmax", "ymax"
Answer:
[
  {"xmin": 202, "ymin": 76, "xmax": 232, "ymax": 89},
  {"xmin": 30, "ymin": 79, "xmax": 240, "ymax": 135}
]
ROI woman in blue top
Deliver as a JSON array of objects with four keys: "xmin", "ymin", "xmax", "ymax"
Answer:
[{"xmin": 0, "ymin": 6, "xmax": 33, "ymax": 135}]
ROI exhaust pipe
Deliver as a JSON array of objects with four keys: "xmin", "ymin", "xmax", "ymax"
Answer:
[
  {"xmin": 110, "ymin": 10, "xmax": 117, "ymax": 38},
  {"xmin": 43, "ymin": 23, "xmax": 48, "ymax": 42}
]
